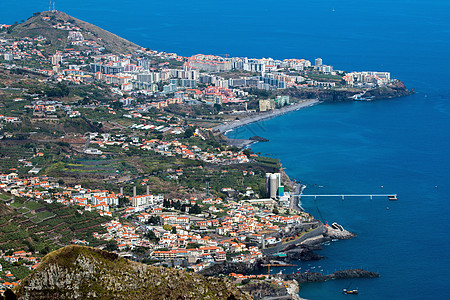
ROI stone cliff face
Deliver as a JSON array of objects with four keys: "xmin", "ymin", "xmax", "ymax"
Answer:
[
  {"xmin": 280, "ymin": 81, "xmax": 414, "ymax": 102},
  {"xmin": 200, "ymin": 260, "xmax": 265, "ymax": 277},
  {"xmin": 364, "ymin": 81, "xmax": 414, "ymax": 99},
  {"xmin": 13, "ymin": 245, "xmax": 250, "ymax": 300},
  {"xmin": 239, "ymin": 281, "xmax": 289, "ymax": 299}
]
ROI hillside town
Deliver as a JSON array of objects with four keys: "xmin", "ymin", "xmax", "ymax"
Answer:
[{"xmin": 0, "ymin": 11, "xmax": 407, "ymax": 296}]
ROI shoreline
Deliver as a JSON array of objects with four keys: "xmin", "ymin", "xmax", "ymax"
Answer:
[{"xmin": 213, "ymin": 99, "xmax": 321, "ymax": 134}]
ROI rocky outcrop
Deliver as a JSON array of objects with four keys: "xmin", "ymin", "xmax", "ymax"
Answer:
[
  {"xmin": 324, "ymin": 225, "xmax": 356, "ymax": 240},
  {"xmin": 282, "ymin": 269, "xmax": 380, "ymax": 283},
  {"xmin": 200, "ymin": 261, "xmax": 255, "ymax": 277},
  {"xmin": 364, "ymin": 81, "xmax": 414, "ymax": 100},
  {"xmin": 283, "ymin": 244, "xmax": 326, "ymax": 261},
  {"xmin": 278, "ymin": 80, "xmax": 413, "ymax": 102},
  {"xmin": 332, "ymin": 269, "xmax": 380, "ymax": 280},
  {"xmin": 249, "ymin": 136, "xmax": 269, "ymax": 142},
  {"xmin": 239, "ymin": 281, "xmax": 289, "ymax": 299},
  {"xmin": 13, "ymin": 245, "xmax": 250, "ymax": 300}
]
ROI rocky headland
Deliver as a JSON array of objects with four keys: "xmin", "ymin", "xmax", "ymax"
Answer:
[
  {"xmin": 324, "ymin": 224, "xmax": 356, "ymax": 240},
  {"xmin": 12, "ymin": 245, "xmax": 250, "ymax": 300},
  {"xmin": 278, "ymin": 80, "xmax": 414, "ymax": 102}
]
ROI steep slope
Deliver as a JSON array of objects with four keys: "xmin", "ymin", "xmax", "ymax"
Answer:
[
  {"xmin": 5, "ymin": 11, "xmax": 140, "ymax": 54},
  {"xmin": 0, "ymin": 202, "xmax": 13, "ymax": 216},
  {"xmin": 13, "ymin": 245, "xmax": 250, "ymax": 300}
]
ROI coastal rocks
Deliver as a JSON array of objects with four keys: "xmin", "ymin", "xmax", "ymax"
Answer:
[
  {"xmin": 324, "ymin": 225, "xmax": 356, "ymax": 240},
  {"xmin": 278, "ymin": 80, "xmax": 413, "ymax": 102},
  {"xmin": 332, "ymin": 269, "xmax": 380, "ymax": 280},
  {"xmin": 364, "ymin": 81, "xmax": 414, "ymax": 100},
  {"xmin": 283, "ymin": 245, "xmax": 326, "ymax": 261},
  {"xmin": 282, "ymin": 269, "xmax": 380, "ymax": 283},
  {"xmin": 249, "ymin": 136, "xmax": 269, "ymax": 142},
  {"xmin": 286, "ymin": 280, "xmax": 302, "ymax": 300},
  {"xmin": 199, "ymin": 261, "xmax": 259, "ymax": 277}
]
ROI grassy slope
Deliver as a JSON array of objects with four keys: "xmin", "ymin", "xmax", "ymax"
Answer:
[
  {"xmin": 14, "ymin": 245, "xmax": 251, "ymax": 300},
  {"xmin": 6, "ymin": 11, "xmax": 141, "ymax": 54}
]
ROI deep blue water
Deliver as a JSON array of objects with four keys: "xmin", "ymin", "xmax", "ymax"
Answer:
[{"xmin": 2, "ymin": 0, "xmax": 450, "ymax": 299}]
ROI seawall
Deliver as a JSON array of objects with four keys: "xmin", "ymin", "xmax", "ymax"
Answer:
[{"xmin": 262, "ymin": 224, "xmax": 325, "ymax": 255}]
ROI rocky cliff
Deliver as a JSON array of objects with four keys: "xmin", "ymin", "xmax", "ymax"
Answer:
[
  {"xmin": 279, "ymin": 81, "xmax": 414, "ymax": 102},
  {"xmin": 13, "ymin": 245, "xmax": 250, "ymax": 300}
]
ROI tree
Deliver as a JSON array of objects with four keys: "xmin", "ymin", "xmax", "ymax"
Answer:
[
  {"xmin": 40, "ymin": 246, "xmax": 50, "ymax": 255},
  {"xmin": 184, "ymin": 127, "xmax": 195, "ymax": 138},
  {"xmin": 171, "ymin": 227, "xmax": 177, "ymax": 234},
  {"xmin": 186, "ymin": 242, "xmax": 202, "ymax": 249},
  {"xmin": 110, "ymin": 101, "xmax": 123, "ymax": 110},
  {"xmin": 243, "ymin": 149, "xmax": 252, "ymax": 158},
  {"xmin": 162, "ymin": 224, "xmax": 172, "ymax": 231},
  {"xmin": 146, "ymin": 215, "xmax": 160, "ymax": 225},
  {"xmin": 213, "ymin": 103, "xmax": 222, "ymax": 112},
  {"xmin": 190, "ymin": 203, "xmax": 201, "ymax": 214},
  {"xmin": 145, "ymin": 230, "xmax": 159, "ymax": 242},
  {"xmin": 105, "ymin": 240, "xmax": 118, "ymax": 252}
]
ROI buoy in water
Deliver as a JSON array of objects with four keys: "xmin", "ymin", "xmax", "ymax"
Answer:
[{"xmin": 386, "ymin": 207, "xmax": 390, "ymax": 210}]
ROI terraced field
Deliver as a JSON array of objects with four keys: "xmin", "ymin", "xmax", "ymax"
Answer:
[{"xmin": 0, "ymin": 197, "xmax": 110, "ymax": 253}]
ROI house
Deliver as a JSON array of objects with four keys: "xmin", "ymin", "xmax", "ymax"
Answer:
[{"xmin": 84, "ymin": 148, "xmax": 103, "ymax": 155}]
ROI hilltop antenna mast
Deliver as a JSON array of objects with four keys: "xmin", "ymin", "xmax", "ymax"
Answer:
[
  {"xmin": 49, "ymin": 0, "xmax": 52, "ymax": 12},
  {"xmin": 53, "ymin": 1, "xmax": 56, "ymax": 12}
]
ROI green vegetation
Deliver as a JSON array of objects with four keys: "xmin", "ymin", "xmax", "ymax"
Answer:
[
  {"xmin": 307, "ymin": 73, "xmax": 343, "ymax": 82},
  {"xmin": 5, "ymin": 11, "xmax": 140, "ymax": 55},
  {"xmin": 13, "ymin": 245, "xmax": 251, "ymax": 300},
  {"xmin": 0, "ymin": 258, "xmax": 32, "ymax": 280},
  {"xmin": 0, "ymin": 200, "xmax": 110, "ymax": 253}
]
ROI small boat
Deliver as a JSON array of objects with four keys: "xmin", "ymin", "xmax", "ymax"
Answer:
[
  {"xmin": 343, "ymin": 289, "xmax": 359, "ymax": 295},
  {"xmin": 388, "ymin": 195, "xmax": 398, "ymax": 201}
]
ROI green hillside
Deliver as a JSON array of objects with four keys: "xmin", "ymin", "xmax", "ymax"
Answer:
[
  {"xmin": 5, "ymin": 11, "xmax": 141, "ymax": 54},
  {"xmin": 13, "ymin": 245, "xmax": 251, "ymax": 300},
  {"xmin": 0, "ymin": 197, "xmax": 110, "ymax": 254}
]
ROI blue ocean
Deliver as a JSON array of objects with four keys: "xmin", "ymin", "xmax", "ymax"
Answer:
[{"xmin": 2, "ymin": 0, "xmax": 450, "ymax": 299}]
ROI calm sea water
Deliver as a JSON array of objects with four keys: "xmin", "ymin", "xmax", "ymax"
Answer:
[{"xmin": 2, "ymin": 0, "xmax": 450, "ymax": 299}]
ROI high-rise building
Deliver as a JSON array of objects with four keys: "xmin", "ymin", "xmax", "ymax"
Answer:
[
  {"xmin": 52, "ymin": 53, "xmax": 62, "ymax": 65},
  {"xmin": 4, "ymin": 53, "xmax": 13, "ymax": 61},
  {"xmin": 265, "ymin": 173, "xmax": 281, "ymax": 198},
  {"xmin": 315, "ymin": 58, "xmax": 323, "ymax": 66}
]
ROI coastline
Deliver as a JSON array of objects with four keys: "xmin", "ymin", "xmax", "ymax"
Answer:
[{"xmin": 214, "ymin": 99, "xmax": 321, "ymax": 134}]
